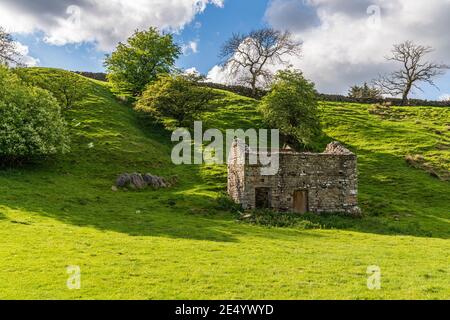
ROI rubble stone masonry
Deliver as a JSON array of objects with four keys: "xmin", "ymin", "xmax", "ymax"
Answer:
[{"xmin": 228, "ymin": 141, "xmax": 361, "ymax": 215}]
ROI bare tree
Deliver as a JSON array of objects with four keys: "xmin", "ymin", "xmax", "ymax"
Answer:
[
  {"xmin": 0, "ymin": 27, "xmax": 20, "ymax": 65},
  {"xmin": 374, "ymin": 41, "xmax": 449, "ymax": 105},
  {"xmin": 219, "ymin": 28, "xmax": 302, "ymax": 96}
]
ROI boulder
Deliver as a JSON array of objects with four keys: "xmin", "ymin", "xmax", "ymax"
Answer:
[
  {"xmin": 144, "ymin": 173, "xmax": 168, "ymax": 188},
  {"xmin": 143, "ymin": 173, "xmax": 157, "ymax": 186},
  {"xmin": 116, "ymin": 173, "xmax": 131, "ymax": 188},
  {"xmin": 116, "ymin": 172, "xmax": 168, "ymax": 190},
  {"xmin": 130, "ymin": 173, "xmax": 147, "ymax": 190}
]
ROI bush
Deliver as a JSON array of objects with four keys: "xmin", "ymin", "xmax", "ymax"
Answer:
[
  {"xmin": 259, "ymin": 69, "xmax": 322, "ymax": 150},
  {"xmin": 238, "ymin": 209, "xmax": 322, "ymax": 228},
  {"xmin": 136, "ymin": 73, "xmax": 216, "ymax": 128},
  {"xmin": 215, "ymin": 193, "xmax": 243, "ymax": 213},
  {"xmin": 0, "ymin": 66, "xmax": 69, "ymax": 166},
  {"xmin": 14, "ymin": 68, "xmax": 88, "ymax": 110},
  {"xmin": 348, "ymin": 82, "xmax": 382, "ymax": 99}
]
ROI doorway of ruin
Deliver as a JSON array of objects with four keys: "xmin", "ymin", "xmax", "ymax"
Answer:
[
  {"xmin": 293, "ymin": 190, "xmax": 308, "ymax": 214},
  {"xmin": 255, "ymin": 188, "xmax": 271, "ymax": 209}
]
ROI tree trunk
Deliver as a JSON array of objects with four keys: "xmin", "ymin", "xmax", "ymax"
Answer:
[
  {"xmin": 250, "ymin": 73, "xmax": 257, "ymax": 98},
  {"xmin": 401, "ymin": 84, "xmax": 412, "ymax": 106}
]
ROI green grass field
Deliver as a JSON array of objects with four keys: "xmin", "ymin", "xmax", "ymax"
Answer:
[{"xmin": 0, "ymin": 69, "xmax": 449, "ymax": 299}]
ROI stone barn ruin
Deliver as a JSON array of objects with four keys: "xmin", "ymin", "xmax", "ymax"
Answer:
[{"xmin": 228, "ymin": 141, "xmax": 361, "ymax": 215}]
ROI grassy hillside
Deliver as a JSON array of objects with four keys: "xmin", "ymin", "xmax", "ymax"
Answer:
[{"xmin": 0, "ymin": 69, "xmax": 449, "ymax": 299}]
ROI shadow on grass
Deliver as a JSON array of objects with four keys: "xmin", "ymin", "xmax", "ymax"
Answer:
[{"xmin": 0, "ymin": 162, "xmax": 325, "ymax": 243}]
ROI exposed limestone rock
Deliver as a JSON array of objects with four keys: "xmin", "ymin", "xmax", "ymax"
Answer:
[
  {"xmin": 143, "ymin": 173, "xmax": 167, "ymax": 188},
  {"xmin": 116, "ymin": 173, "xmax": 131, "ymax": 188},
  {"xmin": 116, "ymin": 172, "xmax": 168, "ymax": 190},
  {"xmin": 130, "ymin": 173, "xmax": 147, "ymax": 189}
]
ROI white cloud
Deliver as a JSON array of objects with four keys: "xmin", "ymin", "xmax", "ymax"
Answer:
[
  {"xmin": 439, "ymin": 93, "xmax": 450, "ymax": 101},
  {"xmin": 185, "ymin": 67, "xmax": 200, "ymax": 75},
  {"xmin": 13, "ymin": 42, "xmax": 40, "ymax": 66},
  {"xmin": 182, "ymin": 40, "xmax": 199, "ymax": 55},
  {"xmin": 207, "ymin": 65, "xmax": 233, "ymax": 84},
  {"xmin": 0, "ymin": 0, "xmax": 223, "ymax": 51},
  {"xmin": 261, "ymin": 0, "xmax": 450, "ymax": 95}
]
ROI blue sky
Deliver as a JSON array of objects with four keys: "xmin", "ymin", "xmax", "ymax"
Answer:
[{"xmin": 3, "ymin": 0, "xmax": 450, "ymax": 99}]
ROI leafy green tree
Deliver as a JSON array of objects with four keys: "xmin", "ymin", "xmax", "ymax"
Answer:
[
  {"xmin": 105, "ymin": 28, "xmax": 181, "ymax": 97},
  {"xmin": 348, "ymin": 82, "xmax": 381, "ymax": 99},
  {"xmin": 0, "ymin": 66, "xmax": 70, "ymax": 166},
  {"xmin": 14, "ymin": 68, "xmax": 88, "ymax": 110},
  {"xmin": 259, "ymin": 69, "xmax": 321, "ymax": 149},
  {"xmin": 136, "ymin": 73, "xmax": 215, "ymax": 127}
]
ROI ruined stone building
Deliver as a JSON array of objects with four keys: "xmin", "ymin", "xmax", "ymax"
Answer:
[{"xmin": 228, "ymin": 141, "xmax": 361, "ymax": 215}]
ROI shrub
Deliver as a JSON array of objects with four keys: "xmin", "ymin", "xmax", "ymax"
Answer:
[
  {"xmin": 215, "ymin": 193, "xmax": 243, "ymax": 213},
  {"xmin": 259, "ymin": 69, "xmax": 322, "ymax": 150},
  {"xmin": 238, "ymin": 209, "xmax": 322, "ymax": 228},
  {"xmin": 348, "ymin": 82, "xmax": 382, "ymax": 99},
  {"xmin": 136, "ymin": 73, "xmax": 216, "ymax": 128},
  {"xmin": 14, "ymin": 68, "xmax": 88, "ymax": 110},
  {"xmin": 0, "ymin": 66, "xmax": 70, "ymax": 166}
]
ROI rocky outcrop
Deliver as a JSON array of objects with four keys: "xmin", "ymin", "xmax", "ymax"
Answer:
[
  {"xmin": 143, "ymin": 173, "xmax": 167, "ymax": 188},
  {"xmin": 115, "ymin": 173, "xmax": 168, "ymax": 190}
]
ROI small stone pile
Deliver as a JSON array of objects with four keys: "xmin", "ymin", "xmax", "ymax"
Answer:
[{"xmin": 115, "ymin": 173, "xmax": 168, "ymax": 190}]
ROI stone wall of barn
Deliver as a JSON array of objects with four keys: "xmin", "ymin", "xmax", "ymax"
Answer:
[{"xmin": 227, "ymin": 142, "xmax": 361, "ymax": 215}]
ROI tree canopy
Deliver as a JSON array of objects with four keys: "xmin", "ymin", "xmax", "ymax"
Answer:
[
  {"xmin": 105, "ymin": 28, "xmax": 181, "ymax": 97},
  {"xmin": 220, "ymin": 28, "xmax": 301, "ymax": 96},
  {"xmin": 135, "ymin": 73, "xmax": 215, "ymax": 128},
  {"xmin": 259, "ymin": 69, "xmax": 321, "ymax": 150},
  {"xmin": 348, "ymin": 82, "xmax": 381, "ymax": 99},
  {"xmin": 14, "ymin": 68, "xmax": 88, "ymax": 110}
]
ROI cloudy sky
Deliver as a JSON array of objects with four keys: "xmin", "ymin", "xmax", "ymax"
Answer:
[{"xmin": 1, "ymin": 0, "xmax": 450, "ymax": 99}]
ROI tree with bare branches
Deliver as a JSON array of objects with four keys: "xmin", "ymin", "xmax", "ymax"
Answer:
[
  {"xmin": 219, "ymin": 28, "xmax": 302, "ymax": 96},
  {"xmin": 0, "ymin": 27, "xmax": 20, "ymax": 66},
  {"xmin": 373, "ymin": 41, "xmax": 449, "ymax": 105}
]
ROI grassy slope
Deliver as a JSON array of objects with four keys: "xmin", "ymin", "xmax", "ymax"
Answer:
[{"xmin": 0, "ymin": 69, "xmax": 449, "ymax": 299}]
